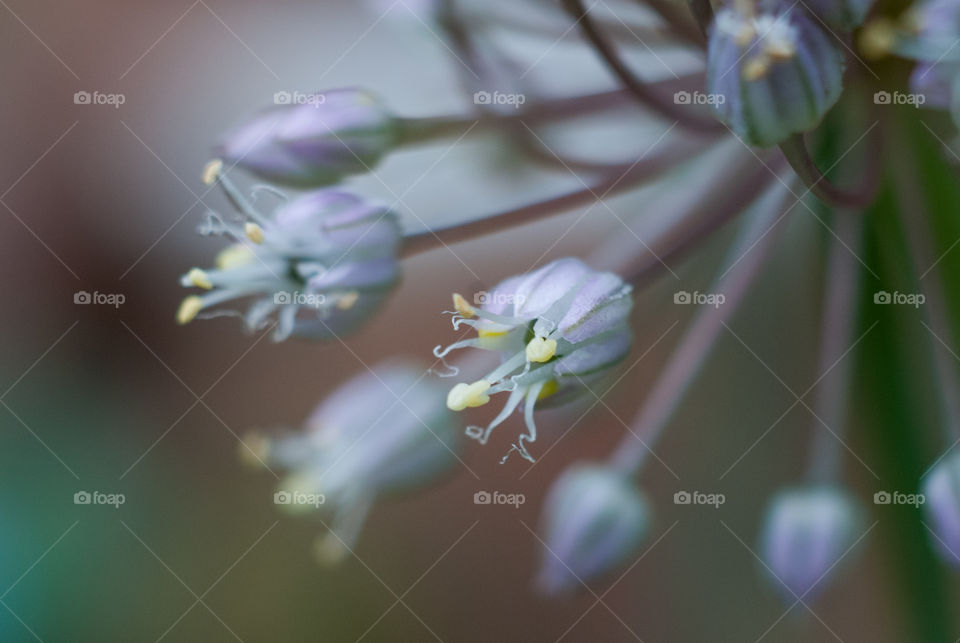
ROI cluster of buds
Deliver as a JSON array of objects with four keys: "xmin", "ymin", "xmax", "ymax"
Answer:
[
  {"xmin": 707, "ymin": 2, "xmax": 844, "ymax": 146},
  {"xmin": 436, "ymin": 258, "xmax": 633, "ymax": 463},
  {"xmin": 243, "ymin": 361, "xmax": 461, "ymax": 561},
  {"xmin": 177, "ymin": 161, "xmax": 401, "ymax": 341}
]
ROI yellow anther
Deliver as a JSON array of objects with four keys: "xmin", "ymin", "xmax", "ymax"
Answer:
[
  {"xmin": 743, "ymin": 56, "xmax": 770, "ymax": 81},
  {"xmin": 176, "ymin": 296, "xmax": 203, "ymax": 325},
  {"xmin": 526, "ymin": 336, "xmax": 558, "ymax": 363},
  {"xmin": 215, "ymin": 244, "xmax": 255, "ymax": 270},
  {"xmin": 245, "ymin": 222, "xmax": 265, "ymax": 244},
  {"xmin": 187, "ymin": 268, "xmax": 213, "ymax": 290},
  {"xmin": 765, "ymin": 39, "xmax": 795, "ymax": 61},
  {"xmin": 538, "ymin": 379, "xmax": 559, "ymax": 400},
  {"xmin": 446, "ymin": 380, "xmax": 491, "ymax": 411},
  {"xmin": 859, "ymin": 18, "xmax": 897, "ymax": 60},
  {"xmin": 202, "ymin": 159, "xmax": 223, "ymax": 185},
  {"xmin": 336, "ymin": 291, "xmax": 359, "ymax": 310},
  {"xmin": 477, "ymin": 329, "xmax": 508, "ymax": 339},
  {"xmin": 452, "ymin": 293, "xmax": 475, "ymax": 318}
]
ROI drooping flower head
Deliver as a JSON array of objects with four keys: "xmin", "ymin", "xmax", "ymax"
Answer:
[
  {"xmin": 707, "ymin": 2, "xmax": 844, "ymax": 146},
  {"xmin": 243, "ymin": 360, "xmax": 461, "ymax": 562},
  {"xmin": 536, "ymin": 463, "xmax": 650, "ymax": 596},
  {"xmin": 217, "ymin": 88, "xmax": 399, "ymax": 187},
  {"xmin": 436, "ymin": 258, "xmax": 633, "ymax": 463},
  {"xmin": 759, "ymin": 486, "xmax": 866, "ymax": 600},
  {"xmin": 177, "ymin": 161, "xmax": 401, "ymax": 341}
]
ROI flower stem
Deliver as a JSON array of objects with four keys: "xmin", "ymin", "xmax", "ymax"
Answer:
[
  {"xmin": 400, "ymin": 139, "xmax": 702, "ymax": 257},
  {"xmin": 562, "ymin": 0, "xmax": 723, "ymax": 133},
  {"xmin": 778, "ymin": 132, "xmax": 882, "ymax": 210},
  {"xmin": 686, "ymin": 0, "xmax": 715, "ymax": 39},
  {"xmin": 610, "ymin": 176, "xmax": 795, "ymax": 475}
]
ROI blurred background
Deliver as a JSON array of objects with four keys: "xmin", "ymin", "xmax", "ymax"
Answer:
[{"xmin": 0, "ymin": 0, "xmax": 954, "ymax": 641}]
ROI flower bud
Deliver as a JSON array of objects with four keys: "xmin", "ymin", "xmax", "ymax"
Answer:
[
  {"xmin": 435, "ymin": 258, "xmax": 633, "ymax": 462},
  {"xmin": 760, "ymin": 486, "xmax": 866, "ymax": 600},
  {"xmin": 707, "ymin": 4, "xmax": 844, "ymax": 147},
  {"xmin": 217, "ymin": 88, "xmax": 398, "ymax": 187},
  {"xmin": 922, "ymin": 452, "xmax": 960, "ymax": 564},
  {"xmin": 248, "ymin": 361, "xmax": 461, "ymax": 557},
  {"xmin": 536, "ymin": 464, "xmax": 650, "ymax": 596},
  {"xmin": 177, "ymin": 175, "xmax": 401, "ymax": 341}
]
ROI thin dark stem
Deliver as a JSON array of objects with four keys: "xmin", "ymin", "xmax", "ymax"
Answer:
[
  {"xmin": 562, "ymin": 0, "xmax": 723, "ymax": 133},
  {"xmin": 687, "ymin": 0, "xmax": 715, "ymax": 39},
  {"xmin": 778, "ymin": 132, "xmax": 882, "ymax": 210},
  {"xmin": 643, "ymin": 0, "xmax": 706, "ymax": 47},
  {"xmin": 400, "ymin": 142, "xmax": 700, "ymax": 258},
  {"xmin": 806, "ymin": 212, "xmax": 863, "ymax": 482}
]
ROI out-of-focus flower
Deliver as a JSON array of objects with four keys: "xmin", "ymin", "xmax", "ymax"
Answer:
[
  {"xmin": 217, "ymin": 88, "xmax": 399, "ymax": 187},
  {"xmin": 436, "ymin": 258, "xmax": 633, "ymax": 462},
  {"xmin": 536, "ymin": 463, "xmax": 650, "ymax": 596},
  {"xmin": 899, "ymin": 0, "xmax": 960, "ymax": 119},
  {"xmin": 760, "ymin": 486, "xmax": 866, "ymax": 599},
  {"xmin": 803, "ymin": 0, "xmax": 874, "ymax": 31},
  {"xmin": 922, "ymin": 453, "xmax": 960, "ymax": 564},
  {"xmin": 707, "ymin": 4, "xmax": 844, "ymax": 146},
  {"xmin": 177, "ymin": 163, "xmax": 401, "ymax": 341},
  {"xmin": 243, "ymin": 360, "xmax": 461, "ymax": 562}
]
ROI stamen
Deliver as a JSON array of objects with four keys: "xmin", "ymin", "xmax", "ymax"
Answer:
[
  {"xmin": 202, "ymin": 159, "xmax": 223, "ymax": 185},
  {"xmin": 452, "ymin": 293, "xmax": 476, "ymax": 318},
  {"xmin": 187, "ymin": 268, "xmax": 213, "ymax": 290},
  {"xmin": 526, "ymin": 336, "xmax": 558, "ymax": 363},
  {"xmin": 176, "ymin": 296, "xmax": 204, "ymax": 325},
  {"xmin": 336, "ymin": 291, "xmax": 360, "ymax": 310},
  {"xmin": 447, "ymin": 380, "xmax": 491, "ymax": 411},
  {"xmin": 245, "ymin": 222, "xmax": 265, "ymax": 244},
  {"xmin": 216, "ymin": 244, "xmax": 255, "ymax": 270}
]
